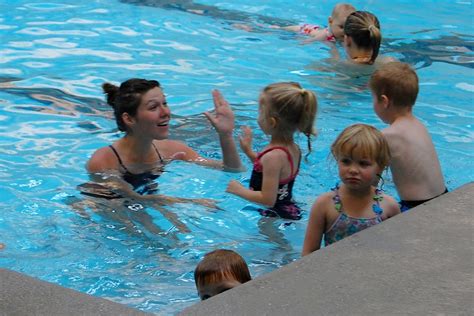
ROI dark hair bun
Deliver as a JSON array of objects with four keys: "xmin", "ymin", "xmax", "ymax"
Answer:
[{"xmin": 102, "ymin": 82, "xmax": 119, "ymax": 108}]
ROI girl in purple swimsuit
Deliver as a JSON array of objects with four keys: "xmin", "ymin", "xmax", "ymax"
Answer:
[
  {"xmin": 226, "ymin": 82, "xmax": 318, "ymax": 220},
  {"xmin": 302, "ymin": 124, "xmax": 400, "ymax": 255}
]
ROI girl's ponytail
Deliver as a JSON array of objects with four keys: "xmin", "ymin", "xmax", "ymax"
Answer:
[
  {"xmin": 298, "ymin": 89, "xmax": 318, "ymax": 153},
  {"xmin": 368, "ymin": 24, "xmax": 381, "ymax": 64}
]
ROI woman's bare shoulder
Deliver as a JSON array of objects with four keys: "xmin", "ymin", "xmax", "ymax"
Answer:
[{"xmin": 87, "ymin": 146, "xmax": 118, "ymax": 173}]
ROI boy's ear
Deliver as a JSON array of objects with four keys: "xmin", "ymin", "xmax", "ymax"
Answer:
[
  {"xmin": 380, "ymin": 95, "xmax": 390, "ymax": 108},
  {"xmin": 328, "ymin": 16, "xmax": 333, "ymax": 25}
]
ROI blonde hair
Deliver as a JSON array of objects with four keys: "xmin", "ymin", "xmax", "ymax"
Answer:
[
  {"xmin": 332, "ymin": 3, "xmax": 356, "ymax": 19},
  {"xmin": 369, "ymin": 62, "xmax": 419, "ymax": 108},
  {"xmin": 344, "ymin": 11, "xmax": 381, "ymax": 64},
  {"xmin": 194, "ymin": 249, "xmax": 251, "ymax": 291},
  {"xmin": 261, "ymin": 82, "xmax": 318, "ymax": 152},
  {"xmin": 331, "ymin": 124, "xmax": 390, "ymax": 169}
]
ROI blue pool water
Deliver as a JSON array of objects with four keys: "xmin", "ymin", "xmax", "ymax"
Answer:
[{"xmin": 0, "ymin": 0, "xmax": 473, "ymax": 314}]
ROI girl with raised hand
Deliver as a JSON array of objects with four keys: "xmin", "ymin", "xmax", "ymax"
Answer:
[{"xmin": 226, "ymin": 82, "xmax": 317, "ymax": 220}]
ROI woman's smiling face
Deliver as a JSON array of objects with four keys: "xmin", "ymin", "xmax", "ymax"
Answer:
[{"xmin": 132, "ymin": 87, "xmax": 171, "ymax": 139}]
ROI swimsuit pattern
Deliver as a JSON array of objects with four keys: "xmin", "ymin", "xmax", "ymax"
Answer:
[
  {"xmin": 324, "ymin": 183, "xmax": 384, "ymax": 245},
  {"xmin": 299, "ymin": 24, "xmax": 336, "ymax": 41},
  {"xmin": 249, "ymin": 146, "xmax": 302, "ymax": 220}
]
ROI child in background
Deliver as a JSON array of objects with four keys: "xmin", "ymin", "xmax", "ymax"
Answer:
[
  {"xmin": 194, "ymin": 249, "xmax": 252, "ymax": 301},
  {"xmin": 302, "ymin": 124, "xmax": 400, "ymax": 256},
  {"xmin": 369, "ymin": 62, "xmax": 447, "ymax": 212},
  {"xmin": 343, "ymin": 11, "xmax": 383, "ymax": 64},
  {"xmin": 281, "ymin": 3, "xmax": 355, "ymax": 42},
  {"xmin": 226, "ymin": 82, "xmax": 318, "ymax": 220}
]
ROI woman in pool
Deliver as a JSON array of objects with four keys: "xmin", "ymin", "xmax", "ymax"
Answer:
[
  {"xmin": 86, "ymin": 78, "xmax": 242, "ymax": 201},
  {"xmin": 343, "ymin": 11, "xmax": 384, "ymax": 65}
]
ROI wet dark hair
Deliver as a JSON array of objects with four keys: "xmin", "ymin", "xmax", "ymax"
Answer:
[
  {"xmin": 344, "ymin": 11, "xmax": 381, "ymax": 64},
  {"xmin": 102, "ymin": 78, "xmax": 161, "ymax": 132}
]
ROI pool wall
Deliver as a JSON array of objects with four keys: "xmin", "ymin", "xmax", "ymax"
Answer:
[
  {"xmin": 182, "ymin": 182, "xmax": 474, "ymax": 315},
  {"xmin": 1, "ymin": 182, "xmax": 472, "ymax": 315}
]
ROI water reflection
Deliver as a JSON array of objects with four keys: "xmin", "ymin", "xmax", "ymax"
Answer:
[{"xmin": 120, "ymin": 0, "xmax": 295, "ymax": 26}]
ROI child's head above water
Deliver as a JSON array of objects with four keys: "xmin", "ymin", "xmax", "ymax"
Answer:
[
  {"xmin": 331, "ymin": 124, "xmax": 390, "ymax": 172},
  {"xmin": 344, "ymin": 11, "xmax": 381, "ymax": 64},
  {"xmin": 328, "ymin": 3, "xmax": 356, "ymax": 41},
  {"xmin": 259, "ymin": 82, "xmax": 318, "ymax": 151},
  {"xmin": 194, "ymin": 249, "xmax": 251, "ymax": 301},
  {"xmin": 370, "ymin": 62, "xmax": 419, "ymax": 109}
]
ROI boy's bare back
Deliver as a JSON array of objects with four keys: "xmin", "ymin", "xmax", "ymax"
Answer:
[
  {"xmin": 383, "ymin": 113, "xmax": 445, "ymax": 201},
  {"xmin": 370, "ymin": 62, "xmax": 446, "ymax": 203}
]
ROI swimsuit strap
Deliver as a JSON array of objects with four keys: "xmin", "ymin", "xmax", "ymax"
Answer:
[
  {"xmin": 257, "ymin": 146, "xmax": 299, "ymax": 180},
  {"xmin": 109, "ymin": 143, "xmax": 164, "ymax": 174},
  {"xmin": 331, "ymin": 183, "xmax": 343, "ymax": 213},
  {"xmin": 109, "ymin": 145, "xmax": 130, "ymax": 173},
  {"xmin": 152, "ymin": 142, "xmax": 164, "ymax": 163},
  {"xmin": 331, "ymin": 182, "xmax": 384, "ymax": 215},
  {"xmin": 372, "ymin": 188, "xmax": 384, "ymax": 215}
]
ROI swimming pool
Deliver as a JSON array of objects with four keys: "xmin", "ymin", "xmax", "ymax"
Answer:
[{"xmin": 0, "ymin": 0, "xmax": 473, "ymax": 314}]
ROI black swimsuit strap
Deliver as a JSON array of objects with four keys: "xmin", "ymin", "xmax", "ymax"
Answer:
[
  {"xmin": 108, "ymin": 145, "xmax": 130, "ymax": 173},
  {"xmin": 152, "ymin": 142, "xmax": 164, "ymax": 163},
  {"xmin": 109, "ymin": 144, "xmax": 163, "ymax": 173}
]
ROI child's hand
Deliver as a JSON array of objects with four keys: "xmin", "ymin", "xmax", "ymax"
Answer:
[
  {"xmin": 204, "ymin": 90, "xmax": 235, "ymax": 136},
  {"xmin": 239, "ymin": 126, "xmax": 253, "ymax": 154},
  {"xmin": 226, "ymin": 180, "xmax": 245, "ymax": 195}
]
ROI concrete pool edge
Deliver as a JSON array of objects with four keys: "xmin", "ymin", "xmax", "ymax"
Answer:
[
  {"xmin": 0, "ymin": 268, "xmax": 150, "ymax": 316},
  {"xmin": 1, "ymin": 183, "xmax": 472, "ymax": 315},
  {"xmin": 181, "ymin": 182, "xmax": 474, "ymax": 315}
]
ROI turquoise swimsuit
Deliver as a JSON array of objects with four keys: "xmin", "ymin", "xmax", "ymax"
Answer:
[{"xmin": 324, "ymin": 183, "xmax": 384, "ymax": 246}]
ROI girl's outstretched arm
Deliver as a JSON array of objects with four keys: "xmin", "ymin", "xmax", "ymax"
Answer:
[{"xmin": 302, "ymin": 195, "xmax": 328, "ymax": 256}]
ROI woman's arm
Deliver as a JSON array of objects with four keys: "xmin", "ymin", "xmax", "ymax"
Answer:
[
  {"xmin": 203, "ymin": 90, "xmax": 242, "ymax": 171},
  {"xmin": 302, "ymin": 195, "xmax": 328, "ymax": 256}
]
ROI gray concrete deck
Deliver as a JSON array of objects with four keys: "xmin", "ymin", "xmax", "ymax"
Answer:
[
  {"xmin": 1, "ymin": 183, "xmax": 472, "ymax": 315},
  {"xmin": 182, "ymin": 182, "xmax": 474, "ymax": 315},
  {"xmin": 0, "ymin": 268, "xmax": 150, "ymax": 316}
]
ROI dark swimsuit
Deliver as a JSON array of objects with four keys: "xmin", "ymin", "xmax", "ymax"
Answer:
[
  {"xmin": 108, "ymin": 143, "xmax": 164, "ymax": 195},
  {"xmin": 249, "ymin": 146, "xmax": 302, "ymax": 220},
  {"xmin": 399, "ymin": 188, "xmax": 448, "ymax": 212},
  {"xmin": 79, "ymin": 143, "xmax": 164, "ymax": 199}
]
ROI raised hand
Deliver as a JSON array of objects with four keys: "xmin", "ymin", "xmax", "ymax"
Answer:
[
  {"xmin": 239, "ymin": 126, "xmax": 257, "ymax": 162},
  {"xmin": 204, "ymin": 90, "xmax": 235, "ymax": 136},
  {"xmin": 239, "ymin": 126, "xmax": 253, "ymax": 153}
]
